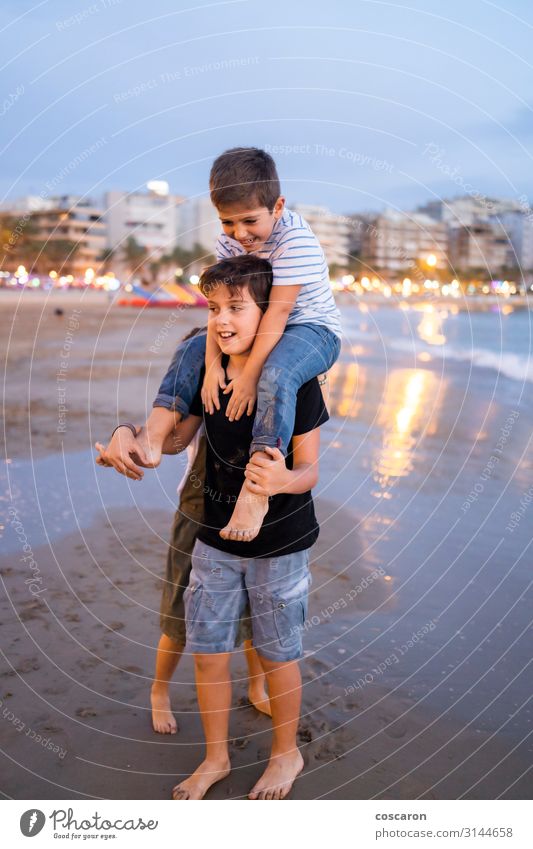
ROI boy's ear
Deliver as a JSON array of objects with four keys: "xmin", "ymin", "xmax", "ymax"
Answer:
[{"xmin": 273, "ymin": 196, "xmax": 285, "ymax": 218}]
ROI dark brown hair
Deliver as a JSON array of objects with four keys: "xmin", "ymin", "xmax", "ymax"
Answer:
[
  {"xmin": 199, "ymin": 255, "xmax": 273, "ymax": 312},
  {"xmin": 209, "ymin": 147, "xmax": 281, "ymax": 211}
]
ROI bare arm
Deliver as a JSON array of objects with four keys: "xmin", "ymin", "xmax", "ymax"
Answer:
[
  {"xmin": 244, "ymin": 428, "xmax": 320, "ymax": 496},
  {"xmin": 201, "ymin": 323, "xmax": 227, "ymax": 414},
  {"xmin": 95, "ymin": 414, "xmax": 202, "ymax": 480},
  {"xmin": 224, "ymin": 283, "xmax": 301, "ymax": 421},
  {"xmin": 161, "ymin": 415, "xmax": 202, "ymax": 454}
]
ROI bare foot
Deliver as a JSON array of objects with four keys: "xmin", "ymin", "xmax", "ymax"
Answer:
[
  {"xmin": 172, "ymin": 758, "xmax": 231, "ymax": 800},
  {"xmin": 249, "ymin": 749, "xmax": 304, "ymax": 800},
  {"xmin": 248, "ymin": 682, "xmax": 272, "ymax": 717},
  {"xmin": 220, "ymin": 484, "xmax": 268, "ymax": 542},
  {"xmin": 151, "ymin": 687, "xmax": 177, "ymax": 734}
]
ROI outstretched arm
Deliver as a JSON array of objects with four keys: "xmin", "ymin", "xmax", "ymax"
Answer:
[{"xmin": 95, "ymin": 415, "xmax": 202, "ymax": 479}]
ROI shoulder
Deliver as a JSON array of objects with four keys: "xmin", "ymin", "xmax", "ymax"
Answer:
[{"xmin": 269, "ymin": 209, "xmax": 321, "ymax": 255}]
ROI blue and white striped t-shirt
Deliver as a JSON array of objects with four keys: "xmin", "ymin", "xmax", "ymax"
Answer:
[{"xmin": 215, "ymin": 208, "xmax": 342, "ymax": 338}]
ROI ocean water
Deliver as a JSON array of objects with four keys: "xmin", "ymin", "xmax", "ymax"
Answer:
[
  {"xmin": 341, "ymin": 301, "xmax": 533, "ymax": 387},
  {"xmin": 314, "ymin": 303, "xmax": 533, "ymax": 743}
]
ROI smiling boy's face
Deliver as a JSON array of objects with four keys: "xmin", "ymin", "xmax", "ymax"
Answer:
[
  {"xmin": 217, "ymin": 197, "xmax": 285, "ymax": 252},
  {"xmin": 206, "ymin": 283, "xmax": 263, "ymax": 357}
]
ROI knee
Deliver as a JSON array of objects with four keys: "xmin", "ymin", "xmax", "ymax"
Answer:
[
  {"xmin": 258, "ymin": 364, "xmax": 297, "ymax": 397},
  {"xmin": 194, "ymin": 652, "xmax": 231, "ymax": 677}
]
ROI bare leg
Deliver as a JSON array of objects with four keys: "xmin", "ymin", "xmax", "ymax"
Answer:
[
  {"xmin": 220, "ymin": 465, "xmax": 269, "ymax": 542},
  {"xmin": 244, "ymin": 639, "xmax": 271, "ymax": 717},
  {"xmin": 172, "ymin": 653, "xmax": 232, "ymax": 800},
  {"xmin": 151, "ymin": 634, "xmax": 183, "ymax": 734},
  {"xmin": 249, "ymin": 657, "xmax": 304, "ymax": 800}
]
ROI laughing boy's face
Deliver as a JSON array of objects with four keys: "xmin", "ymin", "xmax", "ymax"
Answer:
[
  {"xmin": 207, "ymin": 283, "xmax": 263, "ymax": 357},
  {"xmin": 217, "ymin": 197, "xmax": 285, "ymax": 252}
]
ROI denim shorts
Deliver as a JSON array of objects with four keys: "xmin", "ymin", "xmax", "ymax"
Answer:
[{"xmin": 184, "ymin": 539, "xmax": 311, "ymax": 662}]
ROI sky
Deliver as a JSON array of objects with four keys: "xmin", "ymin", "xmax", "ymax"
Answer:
[{"xmin": 2, "ymin": 0, "xmax": 533, "ymax": 215}]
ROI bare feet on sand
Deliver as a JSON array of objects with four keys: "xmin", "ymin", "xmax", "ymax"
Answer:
[
  {"xmin": 248, "ymin": 681, "xmax": 272, "ymax": 717},
  {"xmin": 172, "ymin": 758, "xmax": 231, "ymax": 800},
  {"xmin": 249, "ymin": 749, "xmax": 304, "ymax": 800},
  {"xmin": 220, "ymin": 484, "xmax": 268, "ymax": 542},
  {"xmin": 150, "ymin": 687, "xmax": 177, "ymax": 734}
]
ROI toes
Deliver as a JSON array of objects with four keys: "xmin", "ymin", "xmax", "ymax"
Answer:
[{"xmin": 172, "ymin": 786, "xmax": 189, "ymax": 800}]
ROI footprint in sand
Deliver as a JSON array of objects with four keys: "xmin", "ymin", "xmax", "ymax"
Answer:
[
  {"xmin": 76, "ymin": 707, "xmax": 98, "ymax": 718},
  {"xmin": 16, "ymin": 658, "xmax": 40, "ymax": 673},
  {"xmin": 306, "ymin": 657, "xmax": 331, "ymax": 682},
  {"xmin": 378, "ymin": 714, "xmax": 408, "ymax": 739}
]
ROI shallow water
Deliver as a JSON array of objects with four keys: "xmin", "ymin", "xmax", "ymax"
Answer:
[{"xmin": 1, "ymin": 449, "xmax": 184, "ymax": 555}]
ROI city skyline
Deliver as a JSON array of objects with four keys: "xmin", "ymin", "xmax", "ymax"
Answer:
[{"xmin": 2, "ymin": 0, "xmax": 533, "ymax": 215}]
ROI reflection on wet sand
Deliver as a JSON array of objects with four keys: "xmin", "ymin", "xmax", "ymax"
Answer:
[
  {"xmin": 326, "ymin": 359, "xmax": 366, "ymax": 419},
  {"xmin": 417, "ymin": 305, "xmax": 447, "ymax": 346},
  {"xmin": 373, "ymin": 368, "xmax": 444, "ymax": 489}
]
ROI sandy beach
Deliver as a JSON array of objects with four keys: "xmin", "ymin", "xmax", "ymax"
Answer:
[{"xmin": 1, "ymin": 291, "xmax": 531, "ymax": 799}]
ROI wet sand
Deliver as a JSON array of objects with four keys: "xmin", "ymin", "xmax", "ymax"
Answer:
[{"xmin": 1, "ymin": 293, "xmax": 531, "ymax": 799}]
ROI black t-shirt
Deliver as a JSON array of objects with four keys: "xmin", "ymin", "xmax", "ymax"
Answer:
[{"xmin": 189, "ymin": 357, "xmax": 329, "ymax": 558}]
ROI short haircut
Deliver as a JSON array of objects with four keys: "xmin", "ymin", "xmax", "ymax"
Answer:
[
  {"xmin": 209, "ymin": 147, "xmax": 281, "ymax": 211},
  {"xmin": 199, "ymin": 255, "xmax": 273, "ymax": 312}
]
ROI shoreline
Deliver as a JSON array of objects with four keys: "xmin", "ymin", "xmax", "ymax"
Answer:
[{"xmin": 1, "ymin": 287, "xmax": 531, "ymax": 312}]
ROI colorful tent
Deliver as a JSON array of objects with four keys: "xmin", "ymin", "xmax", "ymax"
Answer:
[{"xmin": 117, "ymin": 282, "xmax": 207, "ymax": 308}]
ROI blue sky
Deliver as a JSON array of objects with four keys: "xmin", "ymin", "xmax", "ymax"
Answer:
[{"xmin": 2, "ymin": 0, "xmax": 533, "ymax": 214}]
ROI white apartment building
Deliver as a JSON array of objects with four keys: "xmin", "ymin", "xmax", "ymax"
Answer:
[
  {"xmin": 362, "ymin": 209, "xmax": 448, "ymax": 273},
  {"xmin": 175, "ymin": 195, "xmax": 221, "ymax": 253},
  {"xmin": 105, "ymin": 183, "xmax": 183, "ymax": 257},
  {"xmin": 491, "ymin": 210, "xmax": 533, "ymax": 271},
  {"xmin": 291, "ymin": 204, "xmax": 352, "ymax": 268}
]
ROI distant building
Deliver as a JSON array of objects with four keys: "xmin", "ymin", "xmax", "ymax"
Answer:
[
  {"xmin": 418, "ymin": 196, "xmax": 523, "ymax": 227},
  {"xmin": 448, "ymin": 221, "xmax": 509, "ymax": 276},
  {"xmin": 105, "ymin": 182, "xmax": 183, "ymax": 257},
  {"xmin": 291, "ymin": 204, "xmax": 352, "ymax": 268},
  {"xmin": 175, "ymin": 196, "xmax": 221, "ymax": 253},
  {"xmin": 361, "ymin": 209, "xmax": 448, "ymax": 274},
  {"xmin": 490, "ymin": 210, "xmax": 533, "ymax": 271},
  {"xmin": 1, "ymin": 194, "xmax": 106, "ymax": 275},
  {"xmin": 346, "ymin": 213, "xmax": 374, "ymax": 259}
]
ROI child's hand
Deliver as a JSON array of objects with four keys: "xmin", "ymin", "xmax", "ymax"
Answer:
[
  {"xmin": 201, "ymin": 363, "xmax": 227, "ymax": 414},
  {"xmin": 224, "ymin": 373, "xmax": 257, "ymax": 421},
  {"xmin": 244, "ymin": 446, "xmax": 289, "ymax": 496},
  {"xmin": 94, "ymin": 427, "xmax": 149, "ymax": 481}
]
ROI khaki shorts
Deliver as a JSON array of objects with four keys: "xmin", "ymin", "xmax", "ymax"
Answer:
[{"xmin": 159, "ymin": 436, "xmax": 252, "ymax": 645}]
